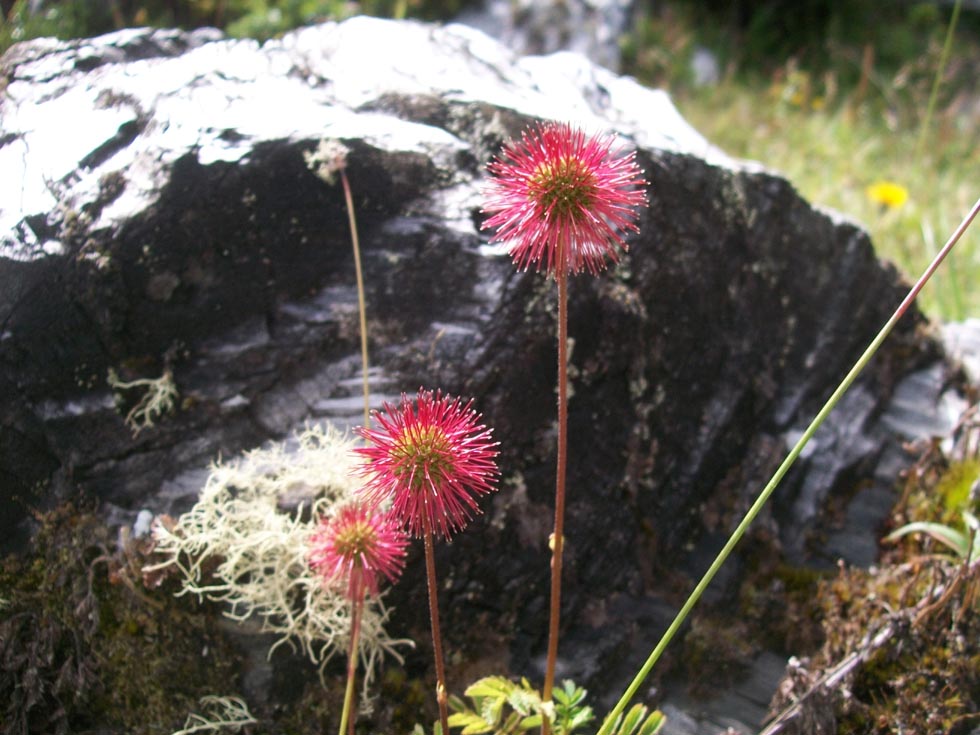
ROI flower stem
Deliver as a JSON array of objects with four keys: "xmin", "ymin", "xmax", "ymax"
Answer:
[
  {"xmin": 422, "ymin": 513, "xmax": 451, "ymax": 735},
  {"xmin": 596, "ymin": 194, "xmax": 980, "ymax": 735},
  {"xmin": 543, "ymin": 257, "xmax": 570, "ymax": 732},
  {"xmin": 339, "ymin": 572, "xmax": 365, "ymax": 735},
  {"xmin": 340, "ymin": 168, "xmax": 371, "ymax": 429}
]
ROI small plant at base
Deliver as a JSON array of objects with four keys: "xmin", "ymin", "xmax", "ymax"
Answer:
[
  {"xmin": 448, "ymin": 677, "xmax": 596, "ymax": 735},
  {"xmin": 886, "ymin": 510, "xmax": 980, "ymax": 564},
  {"xmin": 147, "ymin": 424, "xmax": 412, "ymax": 699},
  {"xmin": 309, "ymin": 503, "xmax": 408, "ymax": 735},
  {"xmin": 355, "ymin": 388, "xmax": 500, "ymax": 735},
  {"xmin": 482, "ymin": 122, "xmax": 647, "ymax": 731}
]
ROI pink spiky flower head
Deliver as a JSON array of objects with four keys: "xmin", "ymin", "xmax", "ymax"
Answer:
[
  {"xmin": 482, "ymin": 122, "xmax": 648, "ymax": 276},
  {"xmin": 354, "ymin": 388, "xmax": 500, "ymax": 540},
  {"xmin": 483, "ymin": 123, "xmax": 647, "ymax": 275},
  {"xmin": 308, "ymin": 503, "xmax": 408, "ymax": 600}
]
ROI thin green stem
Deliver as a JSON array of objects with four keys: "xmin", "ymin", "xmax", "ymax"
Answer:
[
  {"xmin": 340, "ymin": 168, "xmax": 371, "ymax": 429},
  {"xmin": 597, "ymin": 194, "xmax": 980, "ymax": 735},
  {"xmin": 422, "ymin": 513, "xmax": 451, "ymax": 735},
  {"xmin": 339, "ymin": 573, "xmax": 365, "ymax": 735},
  {"xmin": 542, "ymin": 257, "xmax": 570, "ymax": 735},
  {"xmin": 914, "ymin": 0, "xmax": 961, "ymax": 162}
]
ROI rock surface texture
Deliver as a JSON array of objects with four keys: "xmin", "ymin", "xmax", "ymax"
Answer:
[{"xmin": 0, "ymin": 18, "xmax": 966, "ymax": 734}]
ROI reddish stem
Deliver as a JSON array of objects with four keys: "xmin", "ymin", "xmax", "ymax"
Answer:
[
  {"xmin": 422, "ymin": 513, "xmax": 451, "ymax": 735},
  {"xmin": 339, "ymin": 571, "xmax": 365, "ymax": 735},
  {"xmin": 542, "ymin": 261, "xmax": 569, "ymax": 732}
]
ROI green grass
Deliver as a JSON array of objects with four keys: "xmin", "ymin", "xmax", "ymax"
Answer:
[
  {"xmin": 674, "ymin": 82, "xmax": 979, "ymax": 320},
  {"xmin": 623, "ymin": 1, "xmax": 980, "ymax": 321}
]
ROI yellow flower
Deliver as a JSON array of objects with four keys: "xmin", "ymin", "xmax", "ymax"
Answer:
[{"xmin": 866, "ymin": 181, "xmax": 909, "ymax": 210}]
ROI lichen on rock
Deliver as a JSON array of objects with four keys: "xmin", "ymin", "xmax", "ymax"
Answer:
[{"xmin": 147, "ymin": 423, "xmax": 413, "ymax": 698}]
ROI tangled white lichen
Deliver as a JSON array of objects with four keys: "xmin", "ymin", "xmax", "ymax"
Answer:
[
  {"xmin": 107, "ymin": 367, "xmax": 179, "ymax": 435},
  {"xmin": 170, "ymin": 695, "xmax": 256, "ymax": 735},
  {"xmin": 148, "ymin": 424, "xmax": 412, "ymax": 698}
]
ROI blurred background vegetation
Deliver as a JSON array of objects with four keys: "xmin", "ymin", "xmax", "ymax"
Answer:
[
  {"xmin": 626, "ymin": 0, "xmax": 980, "ymax": 321},
  {"xmin": 1, "ymin": 0, "xmax": 977, "ymax": 319}
]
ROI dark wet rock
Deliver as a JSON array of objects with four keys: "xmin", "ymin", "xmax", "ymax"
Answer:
[{"xmin": 0, "ymin": 17, "xmax": 969, "ymax": 734}]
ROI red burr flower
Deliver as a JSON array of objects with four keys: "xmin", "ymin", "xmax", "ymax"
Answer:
[
  {"xmin": 308, "ymin": 503, "xmax": 408, "ymax": 600},
  {"xmin": 482, "ymin": 122, "xmax": 648, "ymax": 276},
  {"xmin": 354, "ymin": 389, "xmax": 500, "ymax": 539}
]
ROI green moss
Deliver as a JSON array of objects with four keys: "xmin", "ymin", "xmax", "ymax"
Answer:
[
  {"xmin": 936, "ymin": 459, "xmax": 980, "ymax": 516},
  {"xmin": 376, "ymin": 668, "xmax": 437, "ymax": 734},
  {"xmin": 805, "ymin": 527, "xmax": 980, "ymax": 733},
  {"xmin": 728, "ymin": 536, "xmax": 829, "ymax": 655},
  {"xmin": 0, "ymin": 503, "xmax": 241, "ymax": 735},
  {"xmin": 274, "ymin": 677, "xmax": 338, "ymax": 735},
  {"xmin": 681, "ymin": 614, "xmax": 755, "ymax": 697}
]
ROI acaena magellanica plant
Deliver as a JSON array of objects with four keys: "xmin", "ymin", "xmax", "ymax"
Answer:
[
  {"xmin": 356, "ymin": 388, "xmax": 501, "ymax": 735},
  {"xmin": 482, "ymin": 123, "xmax": 649, "ymax": 733},
  {"xmin": 309, "ymin": 503, "xmax": 408, "ymax": 735}
]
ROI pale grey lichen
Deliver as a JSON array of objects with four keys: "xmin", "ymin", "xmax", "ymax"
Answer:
[
  {"xmin": 107, "ymin": 367, "xmax": 179, "ymax": 435},
  {"xmin": 148, "ymin": 424, "xmax": 412, "ymax": 700},
  {"xmin": 170, "ymin": 696, "xmax": 256, "ymax": 735}
]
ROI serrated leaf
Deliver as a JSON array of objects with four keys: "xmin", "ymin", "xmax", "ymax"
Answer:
[
  {"xmin": 556, "ymin": 680, "xmax": 587, "ymax": 707},
  {"xmin": 506, "ymin": 685, "xmax": 541, "ymax": 716},
  {"xmin": 448, "ymin": 712, "xmax": 494, "ymax": 735},
  {"xmin": 480, "ymin": 695, "xmax": 505, "ymax": 726},
  {"xmin": 567, "ymin": 706, "xmax": 594, "ymax": 731},
  {"xmin": 465, "ymin": 676, "xmax": 518, "ymax": 700}
]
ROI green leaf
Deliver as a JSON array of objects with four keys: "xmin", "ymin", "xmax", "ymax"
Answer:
[
  {"xmin": 617, "ymin": 705, "xmax": 645, "ymax": 735},
  {"xmin": 885, "ymin": 520, "xmax": 970, "ymax": 558},
  {"xmin": 448, "ymin": 712, "xmax": 494, "ymax": 735},
  {"xmin": 480, "ymin": 695, "xmax": 505, "ymax": 727},
  {"xmin": 636, "ymin": 710, "xmax": 665, "ymax": 735},
  {"xmin": 557, "ymin": 680, "xmax": 587, "ymax": 707},
  {"xmin": 965, "ymin": 511, "xmax": 980, "ymax": 563},
  {"xmin": 505, "ymin": 684, "xmax": 541, "ymax": 716},
  {"xmin": 567, "ymin": 706, "xmax": 594, "ymax": 732},
  {"xmin": 552, "ymin": 680, "xmax": 592, "ymax": 735},
  {"xmin": 601, "ymin": 704, "xmax": 664, "ymax": 735},
  {"xmin": 465, "ymin": 677, "xmax": 519, "ymax": 700},
  {"xmin": 520, "ymin": 714, "xmax": 543, "ymax": 730}
]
